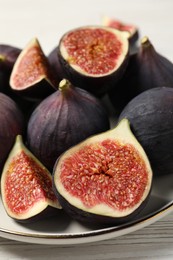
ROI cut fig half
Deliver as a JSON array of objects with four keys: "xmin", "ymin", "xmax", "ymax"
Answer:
[
  {"xmin": 58, "ymin": 26, "xmax": 129, "ymax": 96},
  {"xmin": 53, "ymin": 119, "xmax": 153, "ymax": 225},
  {"xmin": 102, "ymin": 16, "xmax": 139, "ymax": 44},
  {"xmin": 1, "ymin": 135, "xmax": 61, "ymax": 223},
  {"xmin": 10, "ymin": 38, "xmax": 57, "ymax": 101}
]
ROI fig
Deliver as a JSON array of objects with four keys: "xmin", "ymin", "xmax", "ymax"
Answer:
[
  {"xmin": 53, "ymin": 118, "xmax": 153, "ymax": 225},
  {"xmin": 0, "ymin": 93, "xmax": 24, "ymax": 171},
  {"xmin": 0, "ymin": 44, "xmax": 21, "ymax": 71},
  {"xmin": 0, "ymin": 44, "xmax": 21, "ymax": 93},
  {"xmin": 48, "ymin": 46, "xmax": 65, "ymax": 82},
  {"xmin": 27, "ymin": 79, "xmax": 110, "ymax": 171},
  {"xmin": 57, "ymin": 26, "xmax": 129, "ymax": 96},
  {"xmin": 10, "ymin": 38, "xmax": 57, "ymax": 101},
  {"xmin": 119, "ymin": 87, "xmax": 173, "ymax": 176},
  {"xmin": 101, "ymin": 16, "xmax": 139, "ymax": 44},
  {"xmin": 108, "ymin": 36, "xmax": 173, "ymax": 113},
  {"xmin": 1, "ymin": 135, "xmax": 61, "ymax": 223}
]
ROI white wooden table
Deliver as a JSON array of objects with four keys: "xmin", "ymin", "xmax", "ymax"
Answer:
[
  {"xmin": 1, "ymin": 0, "xmax": 173, "ymax": 259},
  {"xmin": 0, "ymin": 213, "xmax": 173, "ymax": 259}
]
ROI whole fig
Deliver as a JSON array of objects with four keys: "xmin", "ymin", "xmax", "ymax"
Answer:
[
  {"xmin": 109, "ymin": 36, "xmax": 173, "ymax": 113},
  {"xmin": 0, "ymin": 93, "xmax": 24, "ymax": 171},
  {"xmin": 27, "ymin": 79, "xmax": 110, "ymax": 171},
  {"xmin": 0, "ymin": 44, "xmax": 21, "ymax": 93}
]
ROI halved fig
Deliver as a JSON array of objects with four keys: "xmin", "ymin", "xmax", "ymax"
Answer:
[
  {"xmin": 58, "ymin": 26, "xmax": 129, "ymax": 96},
  {"xmin": 10, "ymin": 38, "xmax": 57, "ymax": 101},
  {"xmin": 53, "ymin": 119, "xmax": 152, "ymax": 225},
  {"xmin": 101, "ymin": 16, "xmax": 139, "ymax": 44},
  {"xmin": 1, "ymin": 135, "xmax": 61, "ymax": 223}
]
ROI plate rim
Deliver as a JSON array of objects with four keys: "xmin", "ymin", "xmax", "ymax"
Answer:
[{"xmin": 0, "ymin": 200, "xmax": 173, "ymax": 245}]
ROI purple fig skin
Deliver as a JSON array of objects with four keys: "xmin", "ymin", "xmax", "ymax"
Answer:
[
  {"xmin": 27, "ymin": 79, "xmax": 110, "ymax": 171},
  {"xmin": 109, "ymin": 37, "xmax": 173, "ymax": 113},
  {"xmin": 0, "ymin": 44, "xmax": 21, "ymax": 71},
  {"xmin": 0, "ymin": 93, "xmax": 24, "ymax": 171},
  {"xmin": 48, "ymin": 46, "xmax": 65, "ymax": 82},
  {"xmin": 0, "ymin": 44, "xmax": 21, "ymax": 94}
]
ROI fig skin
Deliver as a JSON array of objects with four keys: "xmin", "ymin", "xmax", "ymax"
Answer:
[
  {"xmin": 0, "ymin": 93, "xmax": 24, "ymax": 172},
  {"xmin": 1, "ymin": 135, "xmax": 61, "ymax": 223},
  {"xmin": 0, "ymin": 44, "xmax": 21, "ymax": 71},
  {"xmin": 48, "ymin": 46, "xmax": 65, "ymax": 82},
  {"xmin": 119, "ymin": 87, "xmax": 173, "ymax": 176},
  {"xmin": 27, "ymin": 79, "xmax": 110, "ymax": 171},
  {"xmin": 0, "ymin": 44, "xmax": 21, "ymax": 94},
  {"xmin": 53, "ymin": 119, "xmax": 153, "ymax": 225},
  {"xmin": 108, "ymin": 36, "xmax": 173, "ymax": 113},
  {"xmin": 10, "ymin": 38, "xmax": 57, "ymax": 102},
  {"xmin": 57, "ymin": 26, "xmax": 129, "ymax": 96}
]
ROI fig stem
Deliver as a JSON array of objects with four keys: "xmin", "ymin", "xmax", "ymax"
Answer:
[
  {"xmin": 141, "ymin": 36, "xmax": 151, "ymax": 48},
  {"xmin": 59, "ymin": 79, "xmax": 71, "ymax": 91},
  {"xmin": 0, "ymin": 54, "xmax": 5, "ymax": 62}
]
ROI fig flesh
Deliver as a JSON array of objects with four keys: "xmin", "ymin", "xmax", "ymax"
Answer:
[
  {"xmin": 0, "ymin": 93, "xmax": 24, "ymax": 172},
  {"xmin": 27, "ymin": 79, "xmax": 110, "ymax": 171},
  {"xmin": 10, "ymin": 38, "xmax": 57, "ymax": 101},
  {"xmin": 1, "ymin": 135, "xmax": 61, "ymax": 223},
  {"xmin": 53, "ymin": 119, "xmax": 152, "ymax": 225},
  {"xmin": 119, "ymin": 87, "xmax": 173, "ymax": 177},
  {"xmin": 57, "ymin": 26, "xmax": 129, "ymax": 96},
  {"xmin": 109, "ymin": 36, "xmax": 173, "ymax": 113}
]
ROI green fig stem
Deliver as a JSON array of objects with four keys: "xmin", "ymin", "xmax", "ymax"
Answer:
[{"xmin": 59, "ymin": 79, "xmax": 71, "ymax": 92}]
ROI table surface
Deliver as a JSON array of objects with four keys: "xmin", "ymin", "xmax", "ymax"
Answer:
[{"xmin": 1, "ymin": 0, "xmax": 173, "ymax": 259}]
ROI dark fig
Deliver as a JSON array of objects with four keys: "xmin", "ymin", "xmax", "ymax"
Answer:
[
  {"xmin": 0, "ymin": 93, "xmax": 24, "ymax": 172},
  {"xmin": 1, "ymin": 135, "xmax": 61, "ymax": 223},
  {"xmin": 27, "ymin": 79, "xmax": 110, "ymax": 171},
  {"xmin": 48, "ymin": 46, "xmax": 65, "ymax": 82},
  {"xmin": 101, "ymin": 16, "xmax": 139, "ymax": 45},
  {"xmin": 0, "ymin": 44, "xmax": 21, "ymax": 71},
  {"xmin": 119, "ymin": 87, "xmax": 173, "ymax": 176},
  {"xmin": 10, "ymin": 38, "xmax": 57, "ymax": 101},
  {"xmin": 53, "ymin": 118, "xmax": 152, "ymax": 225},
  {"xmin": 0, "ymin": 44, "xmax": 21, "ymax": 93},
  {"xmin": 57, "ymin": 26, "xmax": 129, "ymax": 96},
  {"xmin": 108, "ymin": 36, "xmax": 173, "ymax": 113}
]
